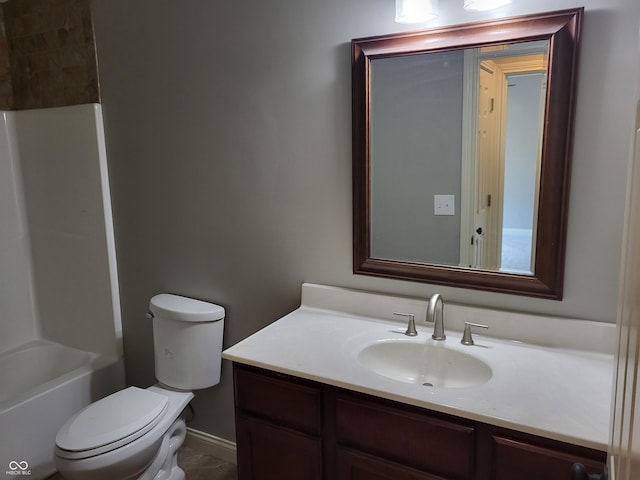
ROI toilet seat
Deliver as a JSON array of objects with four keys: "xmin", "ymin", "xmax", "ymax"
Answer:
[{"xmin": 55, "ymin": 387, "xmax": 168, "ymax": 460}]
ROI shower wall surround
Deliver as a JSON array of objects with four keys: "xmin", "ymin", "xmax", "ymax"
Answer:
[
  {"xmin": 0, "ymin": 0, "xmax": 109, "ymax": 353},
  {"xmin": 0, "ymin": 104, "xmax": 122, "ymax": 356},
  {"xmin": 14, "ymin": 104, "xmax": 122, "ymax": 356},
  {"xmin": 0, "ymin": 111, "xmax": 37, "ymax": 351},
  {"xmin": 0, "ymin": 0, "xmax": 98, "ymax": 110}
]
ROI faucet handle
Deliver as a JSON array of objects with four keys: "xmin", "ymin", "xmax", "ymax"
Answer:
[
  {"xmin": 461, "ymin": 322, "xmax": 489, "ymax": 345},
  {"xmin": 394, "ymin": 312, "xmax": 417, "ymax": 336}
]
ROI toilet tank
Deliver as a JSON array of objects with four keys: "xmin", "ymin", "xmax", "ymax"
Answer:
[{"xmin": 149, "ymin": 294, "xmax": 225, "ymax": 390}]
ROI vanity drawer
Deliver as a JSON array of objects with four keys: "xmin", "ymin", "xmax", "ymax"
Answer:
[
  {"xmin": 234, "ymin": 365, "xmax": 322, "ymax": 435},
  {"xmin": 337, "ymin": 447, "xmax": 444, "ymax": 480},
  {"xmin": 335, "ymin": 393, "xmax": 476, "ymax": 479},
  {"xmin": 491, "ymin": 433, "xmax": 606, "ymax": 480}
]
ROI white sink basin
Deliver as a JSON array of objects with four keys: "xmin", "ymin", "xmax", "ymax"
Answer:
[{"xmin": 357, "ymin": 340, "xmax": 492, "ymax": 388}]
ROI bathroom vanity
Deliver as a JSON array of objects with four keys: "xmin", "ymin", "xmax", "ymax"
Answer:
[
  {"xmin": 233, "ymin": 364, "xmax": 604, "ymax": 480},
  {"xmin": 223, "ymin": 284, "xmax": 613, "ymax": 480}
]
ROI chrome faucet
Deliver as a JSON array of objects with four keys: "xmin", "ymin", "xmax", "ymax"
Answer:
[{"xmin": 426, "ymin": 293, "xmax": 446, "ymax": 340}]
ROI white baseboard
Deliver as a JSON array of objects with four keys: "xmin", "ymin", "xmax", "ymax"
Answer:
[{"xmin": 184, "ymin": 427, "xmax": 237, "ymax": 465}]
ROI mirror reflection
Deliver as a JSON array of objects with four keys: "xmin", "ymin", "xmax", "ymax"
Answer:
[
  {"xmin": 369, "ymin": 41, "xmax": 548, "ymax": 275},
  {"xmin": 352, "ymin": 9, "xmax": 582, "ymax": 299}
]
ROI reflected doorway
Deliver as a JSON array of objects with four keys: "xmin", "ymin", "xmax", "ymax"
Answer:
[
  {"xmin": 460, "ymin": 42, "xmax": 548, "ymax": 274},
  {"xmin": 501, "ymin": 72, "xmax": 546, "ymax": 273}
]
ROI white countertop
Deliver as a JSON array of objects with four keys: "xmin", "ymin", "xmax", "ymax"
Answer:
[{"xmin": 223, "ymin": 284, "xmax": 614, "ymax": 451}]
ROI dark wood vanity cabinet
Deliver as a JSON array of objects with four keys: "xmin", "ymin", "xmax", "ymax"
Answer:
[
  {"xmin": 233, "ymin": 364, "xmax": 606, "ymax": 480},
  {"xmin": 234, "ymin": 365, "xmax": 323, "ymax": 480},
  {"xmin": 486, "ymin": 431, "xmax": 606, "ymax": 480}
]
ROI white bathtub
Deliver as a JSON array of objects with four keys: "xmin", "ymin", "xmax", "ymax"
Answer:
[{"xmin": 0, "ymin": 340, "xmax": 123, "ymax": 480}]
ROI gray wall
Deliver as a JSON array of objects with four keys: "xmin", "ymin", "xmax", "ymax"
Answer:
[
  {"xmin": 370, "ymin": 52, "xmax": 463, "ymax": 265},
  {"xmin": 91, "ymin": 0, "xmax": 640, "ymax": 442}
]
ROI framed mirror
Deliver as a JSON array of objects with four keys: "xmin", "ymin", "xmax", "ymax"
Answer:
[{"xmin": 352, "ymin": 9, "xmax": 583, "ymax": 299}]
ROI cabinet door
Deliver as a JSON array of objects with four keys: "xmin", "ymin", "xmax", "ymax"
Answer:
[
  {"xmin": 236, "ymin": 416, "xmax": 322, "ymax": 480},
  {"xmin": 491, "ymin": 434, "xmax": 606, "ymax": 480},
  {"xmin": 337, "ymin": 448, "xmax": 445, "ymax": 480}
]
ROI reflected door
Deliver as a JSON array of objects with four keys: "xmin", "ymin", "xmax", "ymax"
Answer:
[
  {"xmin": 475, "ymin": 63, "xmax": 502, "ymax": 269},
  {"xmin": 466, "ymin": 49, "xmax": 548, "ymax": 273}
]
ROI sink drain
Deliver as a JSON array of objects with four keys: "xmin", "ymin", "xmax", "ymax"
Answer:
[{"xmin": 422, "ymin": 382, "xmax": 434, "ymax": 387}]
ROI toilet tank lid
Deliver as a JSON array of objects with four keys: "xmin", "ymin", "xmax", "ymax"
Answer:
[{"xmin": 150, "ymin": 294, "xmax": 225, "ymax": 322}]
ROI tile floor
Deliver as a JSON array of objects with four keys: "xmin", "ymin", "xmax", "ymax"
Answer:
[
  {"xmin": 176, "ymin": 445, "xmax": 238, "ymax": 480},
  {"xmin": 47, "ymin": 444, "xmax": 238, "ymax": 480}
]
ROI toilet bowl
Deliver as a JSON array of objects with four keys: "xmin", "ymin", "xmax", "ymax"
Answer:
[{"xmin": 54, "ymin": 294, "xmax": 225, "ymax": 480}]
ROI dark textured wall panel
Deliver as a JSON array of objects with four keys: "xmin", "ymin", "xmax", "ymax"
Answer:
[{"xmin": 0, "ymin": 0, "xmax": 99, "ymax": 110}]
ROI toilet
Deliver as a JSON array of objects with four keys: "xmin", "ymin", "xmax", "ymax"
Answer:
[{"xmin": 54, "ymin": 294, "xmax": 225, "ymax": 480}]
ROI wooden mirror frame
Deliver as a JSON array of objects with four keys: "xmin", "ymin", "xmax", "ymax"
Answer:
[{"xmin": 352, "ymin": 8, "xmax": 583, "ymax": 299}]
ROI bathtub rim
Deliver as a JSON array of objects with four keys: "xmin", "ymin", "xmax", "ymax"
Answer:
[{"xmin": 0, "ymin": 338, "xmax": 120, "ymax": 415}]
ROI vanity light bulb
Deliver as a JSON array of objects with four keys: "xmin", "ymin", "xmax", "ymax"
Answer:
[
  {"xmin": 463, "ymin": 0, "xmax": 511, "ymax": 12},
  {"xmin": 395, "ymin": 0, "xmax": 438, "ymax": 24}
]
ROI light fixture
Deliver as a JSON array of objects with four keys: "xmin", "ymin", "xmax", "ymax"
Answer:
[
  {"xmin": 463, "ymin": 0, "xmax": 511, "ymax": 12},
  {"xmin": 395, "ymin": 0, "xmax": 438, "ymax": 24}
]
